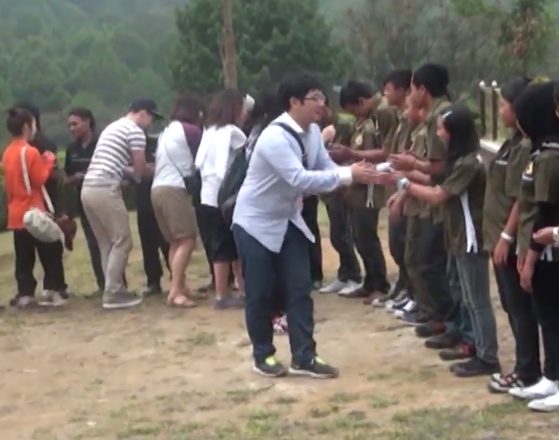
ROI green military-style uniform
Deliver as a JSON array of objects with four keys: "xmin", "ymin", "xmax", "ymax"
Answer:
[
  {"xmin": 386, "ymin": 109, "xmax": 412, "ymax": 199},
  {"xmin": 440, "ymin": 153, "xmax": 487, "ymax": 255},
  {"xmin": 483, "ymin": 133, "xmax": 531, "ymax": 252},
  {"xmin": 517, "ymin": 153, "xmax": 538, "ymax": 258}
]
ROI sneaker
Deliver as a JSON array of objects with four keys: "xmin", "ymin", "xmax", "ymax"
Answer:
[
  {"xmin": 415, "ymin": 321, "xmax": 446, "ymax": 338},
  {"xmin": 489, "ymin": 372, "xmax": 532, "ymax": 394},
  {"xmin": 393, "ymin": 300, "xmax": 418, "ymax": 318},
  {"xmin": 253, "ymin": 356, "xmax": 288, "ymax": 378},
  {"xmin": 389, "ymin": 297, "xmax": 412, "ymax": 314},
  {"xmin": 38, "ymin": 290, "xmax": 67, "ymax": 307},
  {"xmin": 289, "ymin": 356, "xmax": 339, "ymax": 379},
  {"xmin": 142, "ymin": 284, "xmax": 163, "ymax": 297},
  {"xmin": 398, "ymin": 311, "xmax": 429, "ymax": 327},
  {"xmin": 439, "ymin": 342, "xmax": 476, "ymax": 361},
  {"xmin": 509, "ymin": 377, "xmax": 559, "ymax": 401},
  {"xmin": 528, "ymin": 390, "xmax": 559, "ymax": 412},
  {"xmin": 9, "ymin": 295, "xmax": 36, "ymax": 309},
  {"xmin": 337, "ymin": 281, "xmax": 363, "ymax": 296},
  {"xmin": 384, "ymin": 291, "xmax": 409, "ymax": 311},
  {"xmin": 319, "ymin": 279, "xmax": 350, "ymax": 294},
  {"xmin": 102, "ymin": 291, "xmax": 143, "ymax": 310},
  {"xmin": 452, "ymin": 357, "xmax": 500, "ymax": 378},
  {"xmin": 425, "ymin": 332, "xmax": 461, "ymax": 350},
  {"xmin": 273, "ymin": 315, "xmax": 288, "ymax": 335},
  {"xmin": 214, "ymin": 295, "xmax": 245, "ymax": 310}
]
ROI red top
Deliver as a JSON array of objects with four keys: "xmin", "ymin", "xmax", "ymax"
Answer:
[{"xmin": 1, "ymin": 139, "xmax": 55, "ymax": 230}]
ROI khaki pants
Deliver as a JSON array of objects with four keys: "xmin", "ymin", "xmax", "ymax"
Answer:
[{"xmin": 81, "ymin": 186, "xmax": 132, "ymax": 294}]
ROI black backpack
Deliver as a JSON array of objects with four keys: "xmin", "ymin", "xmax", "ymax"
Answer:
[{"xmin": 218, "ymin": 122, "xmax": 306, "ymax": 225}]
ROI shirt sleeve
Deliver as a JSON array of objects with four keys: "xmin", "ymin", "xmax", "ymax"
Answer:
[
  {"xmin": 534, "ymin": 151, "xmax": 559, "ymax": 204},
  {"xmin": 440, "ymin": 157, "xmax": 477, "ymax": 196},
  {"xmin": 128, "ymin": 126, "xmax": 147, "ymax": 152},
  {"xmin": 259, "ymin": 128, "xmax": 352, "ymax": 193},
  {"xmin": 27, "ymin": 147, "xmax": 55, "ymax": 189},
  {"xmin": 426, "ymin": 119, "xmax": 447, "ymax": 161},
  {"xmin": 505, "ymin": 141, "xmax": 531, "ymax": 198},
  {"xmin": 376, "ymin": 107, "xmax": 399, "ymax": 147}
]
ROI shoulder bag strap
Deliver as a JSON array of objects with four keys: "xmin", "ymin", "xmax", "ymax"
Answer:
[
  {"xmin": 20, "ymin": 146, "xmax": 55, "ymax": 214},
  {"xmin": 273, "ymin": 122, "xmax": 307, "ymax": 168}
]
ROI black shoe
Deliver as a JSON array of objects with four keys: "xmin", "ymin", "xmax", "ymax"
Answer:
[
  {"xmin": 425, "ymin": 332, "xmax": 461, "ymax": 350},
  {"xmin": 440, "ymin": 342, "xmax": 476, "ymax": 362},
  {"xmin": 142, "ymin": 285, "xmax": 163, "ymax": 297},
  {"xmin": 416, "ymin": 321, "xmax": 446, "ymax": 338},
  {"xmin": 452, "ymin": 357, "xmax": 500, "ymax": 378},
  {"xmin": 253, "ymin": 356, "xmax": 288, "ymax": 378},
  {"xmin": 289, "ymin": 357, "xmax": 339, "ymax": 379},
  {"xmin": 399, "ymin": 311, "xmax": 429, "ymax": 327}
]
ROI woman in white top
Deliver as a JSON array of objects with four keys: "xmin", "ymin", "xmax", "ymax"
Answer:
[
  {"xmin": 195, "ymin": 89, "xmax": 248, "ymax": 310},
  {"xmin": 151, "ymin": 94, "xmax": 204, "ymax": 308}
]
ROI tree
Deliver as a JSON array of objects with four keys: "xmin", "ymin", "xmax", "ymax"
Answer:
[
  {"xmin": 171, "ymin": 0, "xmax": 348, "ymax": 95},
  {"xmin": 221, "ymin": 0, "xmax": 238, "ymax": 88}
]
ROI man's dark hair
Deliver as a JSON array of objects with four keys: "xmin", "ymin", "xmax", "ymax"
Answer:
[
  {"xmin": 170, "ymin": 93, "xmax": 204, "ymax": 127},
  {"xmin": 383, "ymin": 69, "xmax": 412, "ymax": 91},
  {"xmin": 278, "ymin": 73, "xmax": 323, "ymax": 111},
  {"xmin": 339, "ymin": 80, "xmax": 374, "ymax": 108},
  {"xmin": 251, "ymin": 87, "xmax": 283, "ymax": 127},
  {"xmin": 14, "ymin": 101, "xmax": 41, "ymax": 130},
  {"xmin": 206, "ymin": 89, "xmax": 245, "ymax": 128},
  {"xmin": 6, "ymin": 107, "xmax": 34, "ymax": 137},
  {"xmin": 68, "ymin": 107, "xmax": 96, "ymax": 131},
  {"xmin": 412, "ymin": 63, "xmax": 450, "ymax": 98}
]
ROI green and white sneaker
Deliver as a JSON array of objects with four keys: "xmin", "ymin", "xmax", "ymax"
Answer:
[
  {"xmin": 289, "ymin": 356, "xmax": 339, "ymax": 379},
  {"xmin": 253, "ymin": 356, "xmax": 288, "ymax": 378}
]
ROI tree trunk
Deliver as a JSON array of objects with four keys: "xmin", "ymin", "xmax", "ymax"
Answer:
[{"xmin": 221, "ymin": 0, "xmax": 238, "ymax": 89}]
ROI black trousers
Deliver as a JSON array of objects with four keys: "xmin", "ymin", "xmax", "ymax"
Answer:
[
  {"xmin": 196, "ymin": 204, "xmax": 215, "ymax": 282},
  {"xmin": 493, "ymin": 253, "xmax": 541, "ymax": 382},
  {"xmin": 349, "ymin": 207, "xmax": 389, "ymax": 293},
  {"xmin": 13, "ymin": 229, "xmax": 66, "ymax": 296},
  {"xmin": 324, "ymin": 194, "xmax": 361, "ymax": 283},
  {"xmin": 532, "ymin": 260, "xmax": 559, "ymax": 381},
  {"xmin": 137, "ymin": 205, "xmax": 170, "ymax": 288},
  {"xmin": 80, "ymin": 209, "xmax": 104, "ymax": 290},
  {"xmin": 302, "ymin": 196, "xmax": 323, "ymax": 283},
  {"xmin": 388, "ymin": 215, "xmax": 408, "ymax": 293}
]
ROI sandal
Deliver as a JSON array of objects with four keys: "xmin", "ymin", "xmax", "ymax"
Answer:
[
  {"xmin": 167, "ymin": 293, "xmax": 197, "ymax": 309},
  {"xmin": 488, "ymin": 372, "xmax": 525, "ymax": 394}
]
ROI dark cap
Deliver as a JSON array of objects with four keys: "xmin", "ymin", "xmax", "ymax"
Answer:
[{"xmin": 129, "ymin": 98, "xmax": 164, "ymax": 120}]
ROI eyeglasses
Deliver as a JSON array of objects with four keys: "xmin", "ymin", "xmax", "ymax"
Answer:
[{"xmin": 304, "ymin": 94, "xmax": 326, "ymax": 104}]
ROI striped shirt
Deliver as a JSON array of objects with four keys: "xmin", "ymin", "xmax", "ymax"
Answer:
[{"xmin": 83, "ymin": 117, "xmax": 146, "ymax": 186}]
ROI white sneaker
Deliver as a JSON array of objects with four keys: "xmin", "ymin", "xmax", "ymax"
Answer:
[
  {"xmin": 394, "ymin": 300, "xmax": 417, "ymax": 318},
  {"xmin": 509, "ymin": 377, "xmax": 558, "ymax": 401},
  {"xmin": 38, "ymin": 290, "xmax": 67, "ymax": 307},
  {"xmin": 319, "ymin": 279, "xmax": 349, "ymax": 294},
  {"xmin": 528, "ymin": 390, "xmax": 559, "ymax": 412},
  {"xmin": 337, "ymin": 281, "xmax": 363, "ymax": 296}
]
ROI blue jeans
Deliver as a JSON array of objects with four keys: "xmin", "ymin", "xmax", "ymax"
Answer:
[
  {"xmin": 233, "ymin": 223, "xmax": 316, "ymax": 366},
  {"xmin": 446, "ymin": 253, "xmax": 499, "ymax": 364}
]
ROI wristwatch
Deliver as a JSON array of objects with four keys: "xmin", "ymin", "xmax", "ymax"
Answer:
[
  {"xmin": 553, "ymin": 227, "xmax": 559, "ymax": 244},
  {"xmin": 396, "ymin": 177, "xmax": 410, "ymax": 192}
]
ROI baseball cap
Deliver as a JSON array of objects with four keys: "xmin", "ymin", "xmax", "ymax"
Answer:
[{"xmin": 129, "ymin": 98, "xmax": 164, "ymax": 120}]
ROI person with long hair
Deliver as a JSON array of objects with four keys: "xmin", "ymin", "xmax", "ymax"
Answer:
[
  {"xmin": 151, "ymin": 93, "xmax": 204, "ymax": 308},
  {"xmin": 483, "ymin": 78, "xmax": 540, "ymax": 393},
  {"xmin": 195, "ymin": 89, "xmax": 248, "ymax": 310},
  {"xmin": 508, "ymin": 82, "xmax": 559, "ymax": 412},
  {"xmin": 64, "ymin": 108, "xmax": 104, "ymax": 295},
  {"xmin": 1, "ymin": 107, "xmax": 65, "ymax": 308},
  {"xmin": 390, "ymin": 105, "xmax": 500, "ymax": 377}
]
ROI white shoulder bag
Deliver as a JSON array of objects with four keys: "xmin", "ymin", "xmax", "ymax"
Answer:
[{"xmin": 20, "ymin": 146, "xmax": 64, "ymax": 243}]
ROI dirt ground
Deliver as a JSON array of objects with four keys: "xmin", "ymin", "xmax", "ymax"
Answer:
[{"xmin": 0, "ymin": 211, "xmax": 558, "ymax": 440}]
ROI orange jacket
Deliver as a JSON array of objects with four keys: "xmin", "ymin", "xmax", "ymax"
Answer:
[{"xmin": 2, "ymin": 139, "xmax": 55, "ymax": 230}]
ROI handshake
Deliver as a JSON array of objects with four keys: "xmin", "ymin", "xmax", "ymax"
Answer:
[{"xmin": 349, "ymin": 161, "xmax": 402, "ymax": 186}]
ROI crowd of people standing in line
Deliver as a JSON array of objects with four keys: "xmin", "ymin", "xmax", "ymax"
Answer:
[{"xmin": 2, "ymin": 62, "xmax": 559, "ymax": 413}]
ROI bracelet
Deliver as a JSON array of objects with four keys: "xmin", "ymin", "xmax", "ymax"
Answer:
[
  {"xmin": 396, "ymin": 177, "xmax": 410, "ymax": 192},
  {"xmin": 500, "ymin": 232, "xmax": 514, "ymax": 244}
]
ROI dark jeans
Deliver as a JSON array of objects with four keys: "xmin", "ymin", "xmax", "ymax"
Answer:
[
  {"xmin": 196, "ymin": 204, "xmax": 215, "ymax": 282},
  {"xmin": 532, "ymin": 261, "xmax": 559, "ymax": 381},
  {"xmin": 406, "ymin": 217, "xmax": 452, "ymax": 320},
  {"xmin": 233, "ymin": 223, "xmax": 316, "ymax": 366},
  {"xmin": 349, "ymin": 207, "xmax": 389, "ymax": 293},
  {"xmin": 80, "ymin": 209, "xmax": 104, "ymax": 290},
  {"xmin": 388, "ymin": 215, "xmax": 407, "ymax": 293},
  {"xmin": 137, "ymin": 206, "xmax": 170, "ymax": 288},
  {"xmin": 324, "ymin": 194, "xmax": 361, "ymax": 283},
  {"xmin": 302, "ymin": 196, "xmax": 323, "ymax": 283},
  {"xmin": 494, "ymin": 254, "xmax": 541, "ymax": 382},
  {"xmin": 13, "ymin": 229, "xmax": 66, "ymax": 296}
]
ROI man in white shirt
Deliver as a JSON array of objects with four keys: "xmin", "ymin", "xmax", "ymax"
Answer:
[{"xmin": 232, "ymin": 74, "xmax": 377, "ymax": 378}]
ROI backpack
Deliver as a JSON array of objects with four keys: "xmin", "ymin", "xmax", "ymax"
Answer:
[{"xmin": 217, "ymin": 122, "xmax": 306, "ymax": 225}]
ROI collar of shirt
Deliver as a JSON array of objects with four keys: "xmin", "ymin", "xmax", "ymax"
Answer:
[
  {"xmin": 427, "ymin": 98, "xmax": 450, "ymax": 121},
  {"xmin": 277, "ymin": 112, "xmax": 306, "ymax": 135}
]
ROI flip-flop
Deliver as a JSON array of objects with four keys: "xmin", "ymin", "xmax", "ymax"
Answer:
[{"xmin": 167, "ymin": 294, "xmax": 197, "ymax": 309}]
